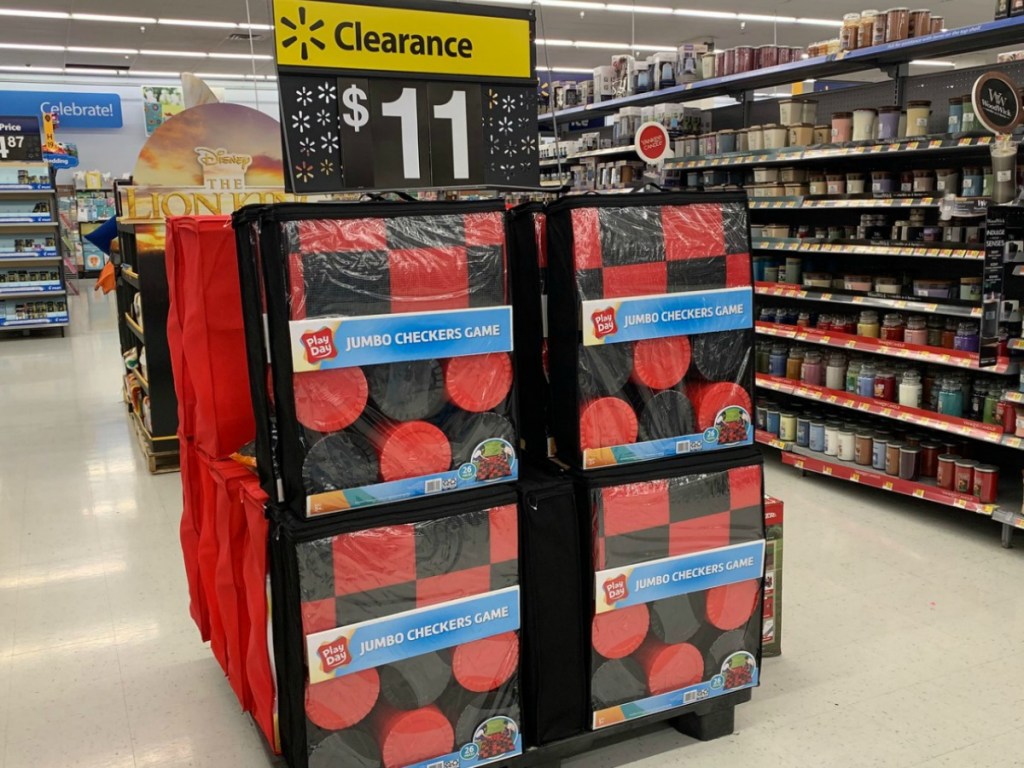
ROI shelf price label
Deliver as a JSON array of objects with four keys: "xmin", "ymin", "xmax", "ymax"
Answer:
[
  {"xmin": 0, "ymin": 116, "xmax": 43, "ymax": 162},
  {"xmin": 272, "ymin": 0, "xmax": 537, "ymax": 193}
]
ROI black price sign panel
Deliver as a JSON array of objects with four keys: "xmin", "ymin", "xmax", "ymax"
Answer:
[
  {"xmin": 273, "ymin": 0, "xmax": 537, "ymax": 193},
  {"xmin": 972, "ymin": 71, "xmax": 1022, "ymax": 135},
  {"xmin": 0, "ymin": 116, "xmax": 43, "ymax": 163}
]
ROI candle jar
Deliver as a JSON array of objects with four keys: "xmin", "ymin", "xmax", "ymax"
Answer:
[
  {"xmin": 841, "ymin": 12, "xmax": 861, "ymax": 50},
  {"xmin": 906, "ymin": 100, "xmax": 930, "ymax": 137},
  {"xmin": 938, "ymin": 377, "xmax": 964, "ymax": 417},
  {"xmin": 855, "ymin": 432, "xmax": 873, "ymax": 465},
  {"xmin": 747, "ymin": 126, "xmax": 764, "ymax": 151},
  {"xmin": 873, "ymin": 11, "xmax": 888, "ymax": 44},
  {"xmin": 813, "ymin": 125, "xmax": 831, "ymax": 145},
  {"xmin": 885, "ymin": 441, "xmax": 902, "ymax": 476},
  {"xmin": 766, "ymin": 406, "xmax": 781, "ymax": 435},
  {"xmin": 954, "ymin": 459, "xmax": 978, "ymax": 494},
  {"xmin": 926, "ymin": 316, "xmax": 944, "ymax": 347},
  {"xmin": 898, "ymin": 369, "xmax": 922, "ymax": 407},
  {"xmin": 802, "ymin": 350, "xmax": 825, "ymax": 386},
  {"xmin": 872, "ymin": 436, "xmax": 887, "ymax": 469},
  {"xmin": 847, "ymin": 172, "xmax": 867, "ymax": 194},
  {"xmin": 796, "ymin": 416, "xmax": 811, "ymax": 446},
  {"xmin": 942, "ymin": 318, "xmax": 958, "ymax": 348},
  {"xmin": 826, "ymin": 173, "xmax": 847, "ymax": 196},
  {"xmin": 834, "ymin": 315, "xmax": 856, "ymax": 335},
  {"xmin": 858, "ymin": 310, "xmax": 881, "ymax": 338},
  {"xmin": 701, "ymin": 52, "xmax": 716, "ymax": 79},
  {"xmin": 908, "ymin": 8, "xmax": 931, "ymax": 37},
  {"xmin": 837, "ymin": 429, "xmax": 856, "ymax": 461},
  {"xmin": 875, "ymin": 369, "xmax": 897, "ymax": 401},
  {"xmin": 846, "ymin": 358, "xmax": 863, "ymax": 393},
  {"xmin": 991, "ymin": 137, "xmax": 1018, "ymax": 204},
  {"xmin": 788, "ymin": 123, "xmax": 814, "ymax": 147},
  {"xmin": 904, "ymin": 315, "xmax": 928, "ymax": 345},
  {"xmin": 825, "ymin": 353, "xmax": 847, "ymax": 390},
  {"xmin": 900, "ymin": 171, "xmax": 914, "ymax": 193},
  {"xmin": 735, "ymin": 46, "xmax": 755, "ymax": 73},
  {"xmin": 954, "ymin": 322, "xmax": 980, "ymax": 352},
  {"xmin": 919, "ymin": 441, "xmax": 940, "ymax": 477},
  {"xmin": 886, "ymin": 7, "xmax": 910, "ymax": 41},
  {"xmin": 872, "ymin": 171, "xmax": 895, "ymax": 195},
  {"xmin": 936, "ymin": 454, "xmax": 957, "ymax": 488},
  {"xmin": 877, "ymin": 106, "xmax": 901, "ymax": 140},
  {"xmin": 858, "ymin": 362, "xmax": 877, "ymax": 397},
  {"xmin": 824, "ymin": 421, "xmax": 840, "ymax": 456},
  {"xmin": 983, "ymin": 167, "xmax": 993, "ymax": 198},
  {"xmin": 852, "ymin": 108, "xmax": 878, "ymax": 141},
  {"xmin": 796, "ymin": 311, "xmax": 813, "ymax": 328},
  {"xmin": 961, "ymin": 99, "xmax": 978, "ymax": 134},
  {"xmin": 769, "ymin": 343, "xmax": 789, "ymax": 376},
  {"xmin": 779, "ymin": 412, "xmax": 798, "ymax": 442},
  {"xmin": 913, "ymin": 170, "xmax": 935, "ymax": 193},
  {"xmin": 947, "ymin": 97, "xmax": 963, "ymax": 135},
  {"xmin": 756, "ymin": 343, "xmax": 771, "ymax": 373},
  {"xmin": 832, "ymin": 112, "xmax": 853, "ymax": 143},
  {"xmin": 860, "ymin": 11, "xmax": 878, "ymax": 47},
  {"xmin": 881, "ymin": 313, "xmax": 905, "ymax": 341},
  {"xmin": 786, "ymin": 348, "xmax": 805, "ymax": 380},
  {"xmin": 809, "ymin": 420, "xmax": 826, "ymax": 451},
  {"xmin": 973, "ymin": 465, "xmax": 999, "ymax": 503},
  {"xmin": 930, "ymin": 15, "xmax": 942, "ymax": 33},
  {"xmin": 899, "ymin": 446, "xmax": 920, "ymax": 480},
  {"xmin": 935, "ymin": 169, "xmax": 959, "ymax": 195}
]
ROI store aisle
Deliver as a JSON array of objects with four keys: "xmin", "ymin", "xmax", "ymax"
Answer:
[{"xmin": 0, "ymin": 289, "xmax": 1022, "ymax": 768}]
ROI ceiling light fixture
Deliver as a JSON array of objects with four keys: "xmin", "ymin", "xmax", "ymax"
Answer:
[
  {"xmin": 67, "ymin": 45, "xmax": 139, "ymax": 55},
  {"xmin": 0, "ymin": 64, "xmax": 64, "ymax": 72},
  {"xmin": 157, "ymin": 18, "xmax": 239, "ymax": 28},
  {"xmin": 605, "ymin": 3, "xmax": 673, "ymax": 12},
  {"xmin": 911, "ymin": 59, "xmax": 955, "ymax": 67},
  {"xmin": 71, "ymin": 13, "xmax": 156, "ymax": 23},
  {"xmin": 208, "ymin": 52, "xmax": 273, "ymax": 60},
  {"xmin": 0, "ymin": 42, "xmax": 65, "ymax": 51},
  {"xmin": 536, "ymin": 65, "xmax": 598, "ymax": 72},
  {"xmin": 138, "ymin": 49, "xmax": 207, "ymax": 58},
  {"xmin": 0, "ymin": 7, "xmax": 68, "ymax": 18}
]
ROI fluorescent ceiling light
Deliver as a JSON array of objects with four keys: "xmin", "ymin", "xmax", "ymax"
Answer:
[
  {"xmin": 158, "ymin": 18, "xmax": 238, "ymax": 28},
  {"xmin": 238, "ymin": 23, "xmax": 274, "ymax": 30},
  {"xmin": 0, "ymin": 7, "xmax": 68, "ymax": 18},
  {"xmin": 208, "ymin": 52, "xmax": 273, "ymax": 60},
  {"xmin": 0, "ymin": 43, "xmax": 64, "ymax": 51},
  {"xmin": 541, "ymin": 0, "xmax": 605, "ymax": 7},
  {"xmin": 139, "ymin": 49, "xmax": 206, "ymax": 58},
  {"xmin": 71, "ymin": 13, "xmax": 156, "ymax": 23},
  {"xmin": 739, "ymin": 13, "xmax": 797, "ymax": 23},
  {"xmin": 0, "ymin": 65, "xmax": 64, "ymax": 72},
  {"xmin": 911, "ymin": 59, "xmax": 955, "ymax": 67},
  {"xmin": 673, "ymin": 9, "xmax": 737, "ymax": 19},
  {"xmin": 126, "ymin": 70, "xmax": 181, "ymax": 77},
  {"xmin": 536, "ymin": 39, "xmax": 575, "ymax": 46},
  {"xmin": 537, "ymin": 66, "xmax": 597, "ymax": 73},
  {"xmin": 194, "ymin": 72, "xmax": 248, "ymax": 79},
  {"xmin": 796, "ymin": 18, "xmax": 843, "ymax": 26},
  {"xmin": 67, "ymin": 45, "xmax": 138, "ymax": 54},
  {"xmin": 605, "ymin": 3, "xmax": 673, "ymax": 12}
]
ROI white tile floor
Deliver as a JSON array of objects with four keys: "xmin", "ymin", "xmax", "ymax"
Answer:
[{"xmin": 1, "ymin": 288, "xmax": 1022, "ymax": 768}]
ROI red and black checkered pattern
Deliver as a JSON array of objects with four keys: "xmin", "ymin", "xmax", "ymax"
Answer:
[
  {"xmin": 571, "ymin": 202, "xmax": 750, "ymax": 302},
  {"xmin": 593, "ymin": 463, "xmax": 763, "ymax": 571},
  {"xmin": 297, "ymin": 504, "xmax": 519, "ymax": 636},
  {"xmin": 287, "ymin": 212, "xmax": 508, "ymax": 320}
]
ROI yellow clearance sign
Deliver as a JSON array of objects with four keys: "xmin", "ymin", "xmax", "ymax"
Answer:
[{"xmin": 273, "ymin": 0, "xmax": 533, "ymax": 79}]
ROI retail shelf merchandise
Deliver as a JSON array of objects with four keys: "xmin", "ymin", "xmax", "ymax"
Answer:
[
  {"xmin": 755, "ymin": 283, "xmax": 983, "ymax": 319},
  {"xmin": 753, "ymin": 238, "xmax": 985, "ymax": 261},
  {"xmin": 0, "ymin": 162, "xmax": 69, "ymax": 337}
]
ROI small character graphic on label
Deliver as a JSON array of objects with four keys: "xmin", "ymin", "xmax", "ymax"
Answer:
[
  {"xmin": 317, "ymin": 636, "xmax": 351, "ymax": 673},
  {"xmin": 591, "ymin": 307, "xmax": 618, "ymax": 340},
  {"xmin": 602, "ymin": 574, "xmax": 629, "ymax": 605},
  {"xmin": 301, "ymin": 327, "xmax": 337, "ymax": 364}
]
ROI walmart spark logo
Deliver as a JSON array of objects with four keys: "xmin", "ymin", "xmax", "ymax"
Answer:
[{"xmin": 279, "ymin": 6, "xmax": 326, "ymax": 61}]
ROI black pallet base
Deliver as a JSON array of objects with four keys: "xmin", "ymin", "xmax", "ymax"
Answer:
[{"xmin": 510, "ymin": 688, "xmax": 751, "ymax": 768}]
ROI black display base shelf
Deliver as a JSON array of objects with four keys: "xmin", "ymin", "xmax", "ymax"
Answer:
[{"xmin": 509, "ymin": 689, "xmax": 751, "ymax": 768}]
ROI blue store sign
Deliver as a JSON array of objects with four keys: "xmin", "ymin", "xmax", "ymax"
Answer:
[{"xmin": 0, "ymin": 91, "xmax": 122, "ymax": 128}]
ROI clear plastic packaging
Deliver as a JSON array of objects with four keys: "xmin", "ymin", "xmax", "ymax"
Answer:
[
  {"xmin": 588, "ymin": 457, "xmax": 765, "ymax": 729},
  {"xmin": 295, "ymin": 502, "xmax": 522, "ymax": 767},
  {"xmin": 545, "ymin": 194, "xmax": 754, "ymax": 470},
  {"xmin": 236, "ymin": 201, "xmax": 518, "ymax": 517}
]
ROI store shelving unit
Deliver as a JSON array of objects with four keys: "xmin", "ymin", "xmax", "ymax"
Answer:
[
  {"xmin": 0, "ymin": 162, "xmax": 69, "ymax": 336},
  {"xmin": 753, "ymin": 238, "xmax": 984, "ymax": 261},
  {"xmin": 755, "ymin": 283, "xmax": 983, "ymax": 318}
]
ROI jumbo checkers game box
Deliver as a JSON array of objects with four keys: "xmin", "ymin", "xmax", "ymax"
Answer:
[
  {"xmin": 235, "ymin": 201, "xmax": 518, "ymax": 518},
  {"xmin": 543, "ymin": 192, "xmax": 754, "ymax": 470},
  {"xmin": 585, "ymin": 450, "xmax": 765, "ymax": 729},
  {"xmin": 271, "ymin": 489, "xmax": 522, "ymax": 768}
]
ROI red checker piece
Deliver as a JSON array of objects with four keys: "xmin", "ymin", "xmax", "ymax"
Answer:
[
  {"xmin": 305, "ymin": 669, "xmax": 381, "ymax": 729},
  {"xmin": 631, "ymin": 336, "xmax": 692, "ymax": 390},
  {"xmin": 691, "ymin": 382, "xmax": 753, "ymax": 431},
  {"xmin": 293, "ymin": 368, "xmax": 368, "ymax": 432},
  {"xmin": 580, "ymin": 397, "xmax": 638, "ymax": 450},
  {"xmin": 600, "ymin": 480, "xmax": 670, "ymax": 537},
  {"xmin": 706, "ymin": 579, "xmax": 761, "ymax": 630},
  {"xmin": 636, "ymin": 639, "xmax": 704, "ymax": 695},
  {"xmin": 389, "ymin": 247, "xmax": 469, "ymax": 313},
  {"xmin": 444, "ymin": 353, "xmax": 513, "ymax": 412},
  {"xmin": 452, "ymin": 631, "xmax": 520, "ymax": 692},
  {"xmin": 375, "ymin": 704, "xmax": 455, "ymax": 768},
  {"xmin": 377, "ymin": 421, "xmax": 452, "ymax": 482},
  {"xmin": 592, "ymin": 604, "xmax": 650, "ymax": 660}
]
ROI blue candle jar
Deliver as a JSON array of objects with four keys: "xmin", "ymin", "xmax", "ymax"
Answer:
[
  {"xmin": 947, "ymin": 96, "xmax": 963, "ymax": 135},
  {"xmin": 809, "ymin": 420, "xmax": 826, "ymax": 451},
  {"xmin": 766, "ymin": 407, "xmax": 782, "ymax": 435},
  {"xmin": 937, "ymin": 377, "xmax": 964, "ymax": 417},
  {"xmin": 796, "ymin": 416, "xmax": 811, "ymax": 447},
  {"xmin": 857, "ymin": 363, "xmax": 877, "ymax": 398},
  {"xmin": 953, "ymin": 322, "xmax": 980, "ymax": 352},
  {"xmin": 769, "ymin": 344, "xmax": 788, "ymax": 376},
  {"xmin": 872, "ymin": 437, "xmax": 887, "ymax": 470}
]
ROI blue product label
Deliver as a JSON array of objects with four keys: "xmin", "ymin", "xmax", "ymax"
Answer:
[
  {"xmin": 583, "ymin": 422, "xmax": 753, "ymax": 469},
  {"xmin": 595, "ymin": 541, "xmax": 766, "ymax": 614},
  {"xmin": 307, "ymin": 443, "xmax": 518, "ymax": 516},
  {"xmin": 593, "ymin": 660, "xmax": 759, "ymax": 730},
  {"xmin": 306, "ymin": 587, "xmax": 520, "ymax": 683},
  {"xmin": 406, "ymin": 723, "xmax": 523, "ymax": 768},
  {"xmin": 290, "ymin": 306, "xmax": 513, "ymax": 371},
  {"xmin": 581, "ymin": 287, "xmax": 752, "ymax": 346}
]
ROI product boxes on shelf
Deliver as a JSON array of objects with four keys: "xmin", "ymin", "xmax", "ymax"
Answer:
[
  {"xmin": 235, "ymin": 201, "xmax": 518, "ymax": 518},
  {"xmin": 582, "ymin": 450, "xmax": 765, "ymax": 729},
  {"xmin": 0, "ymin": 234, "xmax": 56, "ymax": 258},
  {"xmin": 0, "ymin": 163, "xmax": 51, "ymax": 190},
  {"xmin": 762, "ymin": 495, "xmax": 783, "ymax": 658},
  {"xmin": 545, "ymin": 192, "xmax": 755, "ymax": 470},
  {"xmin": 0, "ymin": 199, "xmax": 53, "ymax": 223},
  {"xmin": 271, "ymin": 490, "xmax": 522, "ymax": 768}
]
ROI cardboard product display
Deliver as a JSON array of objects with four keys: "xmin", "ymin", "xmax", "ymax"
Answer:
[
  {"xmin": 542, "ymin": 193, "xmax": 755, "ymax": 471},
  {"xmin": 270, "ymin": 489, "xmax": 523, "ymax": 768},
  {"xmin": 762, "ymin": 496, "xmax": 783, "ymax": 657},
  {"xmin": 233, "ymin": 201, "xmax": 519, "ymax": 518},
  {"xmin": 584, "ymin": 449, "xmax": 766, "ymax": 730}
]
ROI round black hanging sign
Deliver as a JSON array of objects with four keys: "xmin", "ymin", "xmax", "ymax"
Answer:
[{"xmin": 972, "ymin": 71, "xmax": 1023, "ymax": 134}]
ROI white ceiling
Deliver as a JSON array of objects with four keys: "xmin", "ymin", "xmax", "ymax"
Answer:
[{"xmin": 0, "ymin": 0, "xmax": 1001, "ymax": 81}]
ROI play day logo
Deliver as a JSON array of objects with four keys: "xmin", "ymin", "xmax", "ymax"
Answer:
[
  {"xmin": 603, "ymin": 574, "xmax": 629, "ymax": 604},
  {"xmin": 301, "ymin": 327, "xmax": 337, "ymax": 363},
  {"xmin": 317, "ymin": 636, "xmax": 351, "ymax": 673},
  {"xmin": 591, "ymin": 307, "xmax": 618, "ymax": 339}
]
